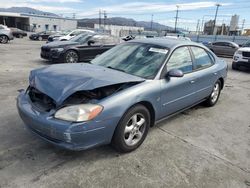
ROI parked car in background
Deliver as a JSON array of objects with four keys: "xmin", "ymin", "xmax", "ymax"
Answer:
[
  {"xmin": 18, "ymin": 38, "xmax": 227, "ymax": 152},
  {"xmin": 47, "ymin": 30, "xmax": 71, "ymax": 43},
  {"xmin": 29, "ymin": 31, "xmax": 57, "ymax": 41},
  {"xmin": 10, "ymin": 28, "xmax": 27, "ymax": 38},
  {"xmin": 206, "ymin": 41, "xmax": 239, "ymax": 57},
  {"xmin": 55, "ymin": 29, "xmax": 95, "ymax": 41},
  {"xmin": 164, "ymin": 35, "xmax": 191, "ymax": 41},
  {"xmin": 232, "ymin": 47, "xmax": 250, "ymax": 70},
  {"xmin": 41, "ymin": 33, "xmax": 121, "ymax": 63},
  {"xmin": 0, "ymin": 24, "xmax": 14, "ymax": 43}
]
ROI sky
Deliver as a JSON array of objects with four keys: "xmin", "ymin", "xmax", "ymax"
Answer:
[{"xmin": 0, "ymin": 0, "xmax": 250, "ymax": 30}]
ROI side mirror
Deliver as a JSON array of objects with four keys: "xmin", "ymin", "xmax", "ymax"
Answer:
[
  {"xmin": 88, "ymin": 40, "xmax": 95, "ymax": 46},
  {"xmin": 69, "ymin": 33, "xmax": 75, "ymax": 36},
  {"xmin": 167, "ymin": 69, "xmax": 184, "ymax": 78}
]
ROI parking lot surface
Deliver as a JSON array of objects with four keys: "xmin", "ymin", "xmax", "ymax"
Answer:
[{"xmin": 0, "ymin": 38, "xmax": 250, "ymax": 188}]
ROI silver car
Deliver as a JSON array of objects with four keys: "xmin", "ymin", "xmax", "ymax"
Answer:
[
  {"xmin": 0, "ymin": 24, "xmax": 14, "ymax": 44},
  {"xmin": 206, "ymin": 41, "xmax": 239, "ymax": 57}
]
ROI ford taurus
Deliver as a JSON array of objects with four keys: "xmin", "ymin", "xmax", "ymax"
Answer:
[{"xmin": 17, "ymin": 38, "xmax": 227, "ymax": 152}]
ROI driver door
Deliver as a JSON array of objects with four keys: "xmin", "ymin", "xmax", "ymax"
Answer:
[{"xmin": 160, "ymin": 46, "xmax": 197, "ymax": 118}]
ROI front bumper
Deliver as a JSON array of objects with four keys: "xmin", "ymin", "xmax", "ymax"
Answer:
[
  {"xmin": 17, "ymin": 91, "xmax": 119, "ymax": 150},
  {"xmin": 40, "ymin": 50, "xmax": 64, "ymax": 63}
]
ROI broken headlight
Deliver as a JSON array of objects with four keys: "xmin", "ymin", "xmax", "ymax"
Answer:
[{"xmin": 54, "ymin": 104, "xmax": 103, "ymax": 122}]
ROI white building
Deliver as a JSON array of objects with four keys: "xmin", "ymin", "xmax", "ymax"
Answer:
[
  {"xmin": 93, "ymin": 24, "xmax": 144, "ymax": 37},
  {"xmin": 0, "ymin": 12, "xmax": 77, "ymax": 31}
]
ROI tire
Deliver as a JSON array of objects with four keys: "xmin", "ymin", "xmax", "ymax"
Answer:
[
  {"xmin": 0, "ymin": 35, "xmax": 9, "ymax": 44},
  {"xmin": 38, "ymin": 36, "xmax": 43, "ymax": 41},
  {"xmin": 18, "ymin": 34, "xmax": 23, "ymax": 38},
  {"xmin": 204, "ymin": 80, "xmax": 221, "ymax": 107},
  {"xmin": 232, "ymin": 62, "xmax": 238, "ymax": 70},
  {"xmin": 112, "ymin": 104, "xmax": 150, "ymax": 153},
  {"xmin": 64, "ymin": 50, "xmax": 79, "ymax": 63}
]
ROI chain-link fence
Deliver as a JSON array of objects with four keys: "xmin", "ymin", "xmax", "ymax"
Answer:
[{"xmin": 186, "ymin": 34, "xmax": 250, "ymax": 45}]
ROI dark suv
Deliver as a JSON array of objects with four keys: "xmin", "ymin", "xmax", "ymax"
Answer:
[{"xmin": 41, "ymin": 33, "xmax": 121, "ymax": 63}]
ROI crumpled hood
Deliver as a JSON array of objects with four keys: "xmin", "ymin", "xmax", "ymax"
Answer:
[{"xmin": 29, "ymin": 63, "xmax": 145, "ymax": 105}]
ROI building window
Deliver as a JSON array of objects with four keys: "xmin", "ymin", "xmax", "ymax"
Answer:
[
  {"xmin": 45, "ymin": 24, "xmax": 49, "ymax": 31},
  {"xmin": 53, "ymin": 25, "xmax": 57, "ymax": 31}
]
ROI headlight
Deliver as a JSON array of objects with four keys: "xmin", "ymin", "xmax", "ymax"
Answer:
[
  {"xmin": 54, "ymin": 104, "xmax": 103, "ymax": 122},
  {"xmin": 52, "ymin": 48, "xmax": 64, "ymax": 52},
  {"xmin": 235, "ymin": 50, "xmax": 242, "ymax": 55}
]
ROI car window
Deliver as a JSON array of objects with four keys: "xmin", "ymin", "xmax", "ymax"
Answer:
[
  {"xmin": 213, "ymin": 42, "xmax": 225, "ymax": 46},
  {"xmin": 191, "ymin": 47, "xmax": 213, "ymax": 69},
  {"xmin": 167, "ymin": 47, "xmax": 193, "ymax": 73}
]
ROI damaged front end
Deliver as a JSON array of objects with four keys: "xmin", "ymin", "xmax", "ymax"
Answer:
[{"xmin": 27, "ymin": 82, "xmax": 139, "ymax": 115}]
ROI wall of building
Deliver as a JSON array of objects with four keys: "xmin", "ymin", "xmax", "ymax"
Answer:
[
  {"xmin": 26, "ymin": 15, "xmax": 77, "ymax": 32},
  {"xmin": 94, "ymin": 24, "xmax": 144, "ymax": 37}
]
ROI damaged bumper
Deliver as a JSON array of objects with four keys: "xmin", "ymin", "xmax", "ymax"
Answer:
[{"xmin": 17, "ymin": 91, "xmax": 119, "ymax": 150}]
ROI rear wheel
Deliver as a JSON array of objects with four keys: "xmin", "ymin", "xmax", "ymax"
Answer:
[
  {"xmin": 232, "ymin": 62, "xmax": 238, "ymax": 70},
  {"xmin": 64, "ymin": 50, "xmax": 79, "ymax": 63},
  {"xmin": 112, "ymin": 104, "xmax": 150, "ymax": 153},
  {"xmin": 0, "ymin": 35, "xmax": 8, "ymax": 44},
  {"xmin": 204, "ymin": 80, "xmax": 221, "ymax": 107},
  {"xmin": 38, "ymin": 36, "xmax": 43, "ymax": 41}
]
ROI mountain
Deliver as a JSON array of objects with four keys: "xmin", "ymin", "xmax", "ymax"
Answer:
[
  {"xmin": 0, "ymin": 7, "xmax": 59, "ymax": 17},
  {"xmin": 78, "ymin": 17, "xmax": 174, "ymax": 31}
]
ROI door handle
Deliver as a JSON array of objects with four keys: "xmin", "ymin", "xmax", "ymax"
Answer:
[{"xmin": 190, "ymin": 80, "xmax": 195, "ymax": 84}]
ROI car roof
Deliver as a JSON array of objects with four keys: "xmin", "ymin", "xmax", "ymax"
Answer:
[{"xmin": 128, "ymin": 38, "xmax": 201, "ymax": 49}]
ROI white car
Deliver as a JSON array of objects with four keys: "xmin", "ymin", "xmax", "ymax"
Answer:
[
  {"xmin": 56, "ymin": 29, "xmax": 94, "ymax": 41},
  {"xmin": 232, "ymin": 47, "xmax": 250, "ymax": 70},
  {"xmin": 164, "ymin": 35, "xmax": 191, "ymax": 41}
]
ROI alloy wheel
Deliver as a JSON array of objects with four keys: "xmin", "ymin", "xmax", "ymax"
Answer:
[
  {"xmin": 124, "ymin": 113, "xmax": 146, "ymax": 146},
  {"xmin": 65, "ymin": 51, "xmax": 78, "ymax": 63},
  {"xmin": 211, "ymin": 82, "xmax": 220, "ymax": 103}
]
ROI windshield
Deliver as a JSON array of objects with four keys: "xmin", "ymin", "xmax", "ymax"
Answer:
[
  {"xmin": 91, "ymin": 42, "xmax": 168, "ymax": 79},
  {"xmin": 243, "ymin": 40, "xmax": 250, "ymax": 47},
  {"xmin": 70, "ymin": 34, "xmax": 92, "ymax": 43}
]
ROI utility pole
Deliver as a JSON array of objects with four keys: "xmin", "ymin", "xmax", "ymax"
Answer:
[
  {"xmin": 241, "ymin": 19, "xmax": 245, "ymax": 35},
  {"xmin": 99, "ymin": 9, "xmax": 101, "ymax": 28},
  {"xmin": 104, "ymin": 10, "xmax": 107, "ymax": 29},
  {"xmin": 150, "ymin": 14, "xmax": 154, "ymax": 30},
  {"xmin": 196, "ymin": 19, "xmax": 200, "ymax": 34},
  {"xmin": 212, "ymin": 3, "xmax": 221, "ymax": 35},
  {"xmin": 174, "ymin": 5, "xmax": 179, "ymax": 33}
]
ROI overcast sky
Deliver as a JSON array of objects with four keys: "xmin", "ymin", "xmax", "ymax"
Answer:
[{"xmin": 0, "ymin": 0, "xmax": 249, "ymax": 30}]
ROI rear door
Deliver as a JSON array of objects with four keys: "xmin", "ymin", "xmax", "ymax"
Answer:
[
  {"xmin": 190, "ymin": 46, "xmax": 218, "ymax": 101},
  {"xmin": 160, "ymin": 46, "xmax": 197, "ymax": 117}
]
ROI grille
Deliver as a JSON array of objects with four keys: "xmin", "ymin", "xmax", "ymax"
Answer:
[
  {"xmin": 41, "ymin": 46, "xmax": 50, "ymax": 52},
  {"xmin": 28, "ymin": 87, "xmax": 56, "ymax": 112},
  {"xmin": 242, "ymin": 51, "xmax": 250, "ymax": 58}
]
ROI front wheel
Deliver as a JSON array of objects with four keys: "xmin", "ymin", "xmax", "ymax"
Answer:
[
  {"xmin": 38, "ymin": 36, "xmax": 43, "ymax": 41},
  {"xmin": 204, "ymin": 80, "xmax": 221, "ymax": 107},
  {"xmin": 112, "ymin": 105, "xmax": 150, "ymax": 153},
  {"xmin": 64, "ymin": 50, "xmax": 79, "ymax": 63},
  {"xmin": 0, "ymin": 35, "xmax": 8, "ymax": 44}
]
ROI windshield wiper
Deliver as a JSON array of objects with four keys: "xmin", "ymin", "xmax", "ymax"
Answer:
[{"xmin": 107, "ymin": 66, "xmax": 125, "ymax": 72}]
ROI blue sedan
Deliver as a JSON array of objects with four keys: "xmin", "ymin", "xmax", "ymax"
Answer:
[{"xmin": 17, "ymin": 38, "xmax": 227, "ymax": 152}]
